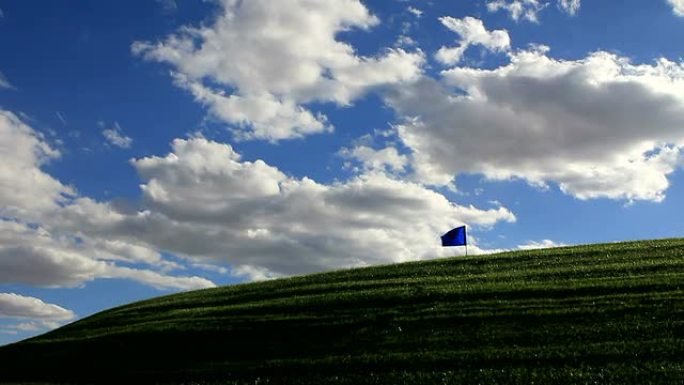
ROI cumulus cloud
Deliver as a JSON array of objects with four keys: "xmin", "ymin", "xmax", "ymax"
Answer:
[
  {"xmin": 395, "ymin": 35, "xmax": 417, "ymax": 48},
  {"xmin": 339, "ymin": 145, "xmax": 408, "ymax": 173},
  {"xmin": 0, "ymin": 293, "xmax": 74, "ymax": 321},
  {"xmin": 517, "ymin": 239, "xmax": 567, "ymax": 250},
  {"xmin": 486, "ymin": 0, "xmax": 547, "ymax": 23},
  {"xmin": 0, "ymin": 120, "xmax": 512, "ymax": 283},
  {"xmin": 558, "ymin": 0, "xmax": 581, "ymax": 15},
  {"xmin": 0, "ymin": 110, "xmax": 73, "ymax": 218},
  {"xmin": 435, "ymin": 16, "xmax": 510, "ymax": 65},
  {"xmin": 172, "ymin": 74, "xmax": 332, "ymax": 142},
  {"xmin": 132, "ymin": 0, "xmax": 424, "ymax": 141},
  {"xmin": 0, "ymin": 109, "xmax": 214, "ymax": 290},
  {"xmin": 0, "ymin": 220, "xmax": 109, "ymax": 287},
  {"xmin": 0, "ymin": 220, "xmax": 212, "ymax": 290},
  {"xmin": 102, "ymin": 121, "xmax": 133, "ymax": 149},
  {"xmin": 386, "ymin": 48, "xmax": 684, "ymax": 201},
  {"xmin": 407, "ymin": 7, "xmax": 422, "ymax": 18},
  {"xmin": 668, "ymin": 0, "xmax": 684, "ymax": 16},
  {"xmin": 124, "ymin": 137, "xmax": 515, "ymax": 279},
  {"xmin": 0, "ymin": 293, "xmax": 75, "ymax": 334},
  {"xmin": 487, "ymin": 0, "xmax": 580, "ymax": 21},
  {"xmin": 0, "ymin": 293, "xmax": 74, "ymax": 334},
  {"xmin": 1, "ymin": 110, "xmax": 514, "ymax": 285}
]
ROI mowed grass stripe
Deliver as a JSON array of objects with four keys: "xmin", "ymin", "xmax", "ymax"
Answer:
[{"xmin": 45, "ymin": 282, "xmax": 682, "ymax": 340}]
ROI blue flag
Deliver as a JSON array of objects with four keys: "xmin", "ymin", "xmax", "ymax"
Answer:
[{"xmin": 441, "ymin": 226, "xmax": 466, "ymax": 247}]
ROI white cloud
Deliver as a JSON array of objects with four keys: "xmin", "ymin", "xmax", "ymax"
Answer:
[
  {"xmin": 0, "ymin": 110, "xmax": 72, "ymax": 218},
  {"xmin": 6, "ymin": 322, "xmax": 42, "ymax": 332},
  {"xmin": 191, "ymin": 261, "xmax": 229, "ymax": 275},
  {"xmin": 407, "ymin": 7, "xmax": 423, "ymax": 18},
  {"xmin": 0, "ymin": 126, "xmax": 503, "ymax": 282},
  {"xmin": 102, "ymin": 122, "xmax": 133, "ymax": 149},
  {"xmin": 87, "ymin": 237, "xmax": 182, "ymax": 272},
  {"xmin": 1, "ymin": 106, "xmax": 514, "ymax": 285},
  {"xmin": 486, "ymin": 0, "xmax": 547, "ymax": 23},
  {"xmin": 386, "ymin": 48, "xmax": 684, "ymax": 202},
  {"xmin": 0, "ymin": 217, "xmax": 214, "ymax": 290},
  {"xmin": 231, "ymin": 265, "xmax": 282, "ymax": 281},
  {"xmin": 339, "ymin": 145, "xmax": 408, "ymax": 173},
  {"xmin": 1, "ymin": 108, "xmax": 512, "ymax": 286},
  {"xmin": 0, "ymin": 220, "xmax": 109, "ymax": 287},
  {"xmin": 0, "ymin": 293, "xmax": 74, "ymax": 321},
  {"xmin": 172, "ymin": 74, "xmax": 332, "ymax": 142},
  {"xmin": 435, "ymin": 16, "xmax": 510, "ymax": 65},
  {"xmin": 125, "ymin": 137, "xmax": 515, "ymax": 279},
  {"xmin": 132, "ymin": 0, "xmax": 424, "ymax": 141},
  {"xmin": 395, "ymin": 35, "xmax": 417, "ymax": 48},
  {"xmin": 0, "ymin": 109, "xmax": 214, "ymax": 291},
  {"xmin": 0, "ymin": 293, "xmax": 76, "ymax": 334},
  {"xmin": 668, "ymin": 0, "xmax": 684, "ymax": 16},
  {"xmin": 105, "ymin": 264, "xmax": 214, "ymax": 290},
  {"xmin": 517, "ymin": 239, "xmax": 566, "ymax": 250},
  {"xmin": 558, "ymin": 0, "xmax": 580, "ymax": 15},
  {"xmin": 0, "ymin": 292, "xmax": 75, "ymax": 334},
  {"xmin": 487, "ymin": 0, "xmax": 581, "ymax": 21}
]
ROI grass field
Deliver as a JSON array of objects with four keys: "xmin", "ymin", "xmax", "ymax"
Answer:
[{"xmin": 1, "ymin": 238, "xmax": 684, "ymax": 384}]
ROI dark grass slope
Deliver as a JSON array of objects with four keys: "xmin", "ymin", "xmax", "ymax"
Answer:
[{"xmin": 2, "ymin": 239, "xmax": 684, "ymax": 384}]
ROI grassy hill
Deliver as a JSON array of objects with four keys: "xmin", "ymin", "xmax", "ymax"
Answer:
[{"xmin": 2, "ymin": 239, "xmax": 684, "ymax": 384}]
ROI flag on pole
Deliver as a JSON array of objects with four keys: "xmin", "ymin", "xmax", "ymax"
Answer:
[{"xmin": 441, "ymin": 226, "xmax": 466, "ymax": 247}]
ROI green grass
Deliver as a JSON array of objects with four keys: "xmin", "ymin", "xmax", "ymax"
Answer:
[{"xmin": 2, "ymin": 238, "xmax": 684, "ymax": 384}]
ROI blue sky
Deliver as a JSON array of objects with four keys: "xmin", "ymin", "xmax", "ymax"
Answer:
[{"xmin": 1, "ymin": 0, "xmax": 684, "ymax": 345}]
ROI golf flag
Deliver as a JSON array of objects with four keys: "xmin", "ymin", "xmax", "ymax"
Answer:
[{"xmin": 441, "ymin": 226, "xmax": 466, "ymax": 247}]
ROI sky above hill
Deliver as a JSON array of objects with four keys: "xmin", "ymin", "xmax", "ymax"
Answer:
[{"xmin": 1, "ymin": 0, "xmax": 684, "ymax": 344}]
